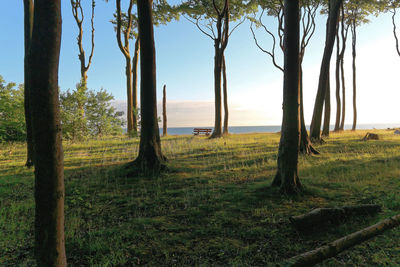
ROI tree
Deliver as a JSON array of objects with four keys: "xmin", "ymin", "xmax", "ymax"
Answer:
[
  {"xmin": 390, "ymin": 1, "xmax": 400, "ymax": 56},
  {"xmin": 309, "ymin": 0, "xmax": 342, "ymax": 141},
  {"xmin": 272, "ymin": 0, "xmax": 302, "ymax": 194},
  {"xmin": 181, "ymin": 0, "xmax": 254, "ymax": 138},
  {"xmin": 250, "ymin": 0, "xmax": 320, "ymax": 154},
  {"xmin": 70, "ymin": 0, "xmax": 95, "ymax": 86},
  {"xmin": 28, "ymin": 0, "xmax": 67, "ymax": 265},
  {"xmin": 322, "ymin": 69, "xmax": 331, "ymax": 136},
  {"xmin": 132, "ymin": 0, "xmax": 166, "ymax": 174},
  {"xmin": 339, "ymin": 4, "xmax": 350, "ymax": 131},
  {"xmin": 23, "ymin": 0, "xmax": 34, "ymax": 167},
  {"xmin": 162, "ymin": 84, "xmax": 167, "ymax": 136},
  {"xmin": 0, "ymin": 77, "xmax": 26, "ymax": 142}
]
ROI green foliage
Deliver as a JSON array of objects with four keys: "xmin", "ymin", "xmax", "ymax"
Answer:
[
  {"xmin": 0, "ymin": 76, "xmax": 26, "ymax": 142},
  {"xmin": 60, "ymin": 81, "xmax": 124, "ymax": 140}
]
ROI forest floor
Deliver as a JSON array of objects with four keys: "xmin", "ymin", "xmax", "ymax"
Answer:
[{"xmin": 1, "ymin": 129, "xmax": 400, "ymax": 266}]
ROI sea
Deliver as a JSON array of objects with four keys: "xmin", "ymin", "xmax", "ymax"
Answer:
[{"xmin": 158, "ymin": 123, "xmax": 400, "ymax": 135}]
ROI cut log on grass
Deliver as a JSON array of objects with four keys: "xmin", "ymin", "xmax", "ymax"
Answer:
[
  {"xmin": 289, "ymin": 204, "xmax": 381, "ymax": 232},
  {"xmin": 285, "ymin": 213, "xmax": 400, "ymax": 267},
  {"xmin": 362, "ymin": 132, "xmax": 379, "ymax": 141}
]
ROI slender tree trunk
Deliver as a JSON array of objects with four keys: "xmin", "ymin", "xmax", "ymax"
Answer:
[
  {"xmin": 29, "ymin": 0, "xmax": 67, "ymax": 265},
  {"xmin": 339, "ymin": 9, "xmax": 348, "ymax": 131},
  {"xmin": 132, "ymin": 37, "xmax": 140, "ymax": 134},
  {"xmin": 351, "ymin": 20, "xmax": 357, "ymax": 131},
  {"xmin": 299, "ymin": 66, "xmax": 319, "ymax": 155},
  {"xmin": 211, "ymin": 44, "xmax": 223, "ymax": 138},
  {"xmin": 23, "ymin": 0, "xmax": 34, "ymax": 167},
  {"xmin": 126, "ymin": 56, "xmax": 134, "ymax": 135},
  {"xmin": 222, "ymin": 54, "xmax": 229, "ymax": 135},
  {"xmin": 133, "ymin": 0, "xmax": 166, "ymax": 174},
  {"xmin": 334, "ymin": 25, "xmax": 341, "ymax": 131},
  {"xmin": 163, "ymin": 84, "xmax": 167, "ymax": 136},
  {"xmin": 322, "ymin": 71, "xmax": 331, "ymax": 137},
  {"xmin": 272, "ymin": 0, "xmax": 302, "ymax": 195},
  {"xmin": 309, "ymin": 0, "xmax": 342, "ymax": 141}
]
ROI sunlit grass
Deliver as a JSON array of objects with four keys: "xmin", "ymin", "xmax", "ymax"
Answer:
[{"xmin": 1, "ymin": 129, "xmax": 400, "ymax": 265}]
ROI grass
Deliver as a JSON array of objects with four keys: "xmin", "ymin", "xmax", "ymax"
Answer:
[{"xmin": 1, "ymin": 129, "xmax": 400, "ymax": 266}]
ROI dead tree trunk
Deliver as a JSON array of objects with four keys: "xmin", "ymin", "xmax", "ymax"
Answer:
[
  {"xmin": 272, "ymin": 0, "xmax": 302, "ymax": 195},
  {"xmin": 29, "ymin": 0, "xmax": 67, "ymax": 265},
  {"xmin": 163, "ymin": 84, "xmax": 167, "ymax": 137},
  {"xmin": 222, "ymin": 54, "xmax": 229, "ymax": 135},
  {"xmin": 286, "ymin": 213, "xmax": 400, "ymax": 267},
  {"xmin": 23, "ymin": 0, "xmax": 34, "ymax": 167},
  {"xmin": 309, "ymin": 0, "xmax": 342, "ymax": 141},
  {"xmin": 132, "ymin": 0, "xmax": 166, "ymax": 174}
]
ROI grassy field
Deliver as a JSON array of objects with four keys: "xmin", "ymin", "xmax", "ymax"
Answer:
[{"xmin": 1, "ymin": 129, "xmax": 400, "ymax": 266}]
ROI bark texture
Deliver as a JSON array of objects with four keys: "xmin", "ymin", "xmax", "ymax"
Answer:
[
  {"xmin": 286, "ymin": 214, "xmax": 400, "ymax": 266},
  {"xmin": 222, "ymin": 55, "xmax": 229, "ymax": 135},
  {"xmin": 309, "ymin": 0, "xmax": 342, "ymax": 141},
  {"xmin": 272, "ymin": 0, "xmax": 302, "ymax": 194},
  {"xmin": 210, "ymin": 0, "xmax": 229, "ymax": 139},
  {"xmin": 163, "ymin": 84, "xmax": 167, "ymax": 136},
  {"xmin": 133, "ymin": 0, "xmax": 166, "ymax": 174},
  {"xmin": 29, "ymin": 0, "xmax": 67, "ymax": 265},
  {"xmin": 23, "ymin": 0, "xmax": 34, "ymax": 167}
]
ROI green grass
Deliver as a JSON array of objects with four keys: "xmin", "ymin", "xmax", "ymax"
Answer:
[{"xmin": 1, "ymin": 130, "xmax": 400, "ymax": 266}]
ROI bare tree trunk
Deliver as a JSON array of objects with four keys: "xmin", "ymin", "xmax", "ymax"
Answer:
[
  {"xmin": 163, "ymin": 84, "xmax": 167, "ymax": 136},
  {"xmin": 132, "ymin": 37, "xmax": 140, "ymax": 133},
  {"xmin": 334, "ymin": 25, "xmax": 341, "ymax": 131},
  {"xmin": 339, "ymin": 7, "xmax": 348, "ymax": 131},
  {"xmin": 126, "ymin": 56, "xmax": 134, "ymax": 135},
  {"xmin": 392, "ymin": 7, "xmax": 400, "ymax": 57},
  {"xmin": 322, "ymin": 72, "xmax": 331, "ymax": 137},
  {"xmin": 222, "ymin": 54, "xmax": 229, "ymax": 135},
  {"xmin": 309, "ymin": 0, "xmax": 342, "ymax": 141},
  {"xmin": 29, "ymin": 0, "xmax": 67, "ymax": 265},
  {"xmin": 272, "ymin": 0, "xmax": 302, "ymax": 195},
  {"xmin": 351, "ymin": 20, "xmax": 357, "ymax": 131},
  {"xmin": 133, "ymin": 0, "xmax": 166, "ymax": 174},
  {"xmin": 23, "ymin": 0, "xmax": 34, "ymax": 167}
]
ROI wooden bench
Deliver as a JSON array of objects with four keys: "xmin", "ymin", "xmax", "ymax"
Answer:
[{"xmin": 193, "ymin": 128, "xmax": 212, "ymax": 136}]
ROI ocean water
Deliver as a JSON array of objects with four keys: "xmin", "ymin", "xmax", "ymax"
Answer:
[{"xmin": 159, "ymin": 123, "xmax": 400, "ymax": 135}]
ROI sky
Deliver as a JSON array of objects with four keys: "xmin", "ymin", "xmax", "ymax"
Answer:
[{"xmin": 1, "ymin": 1, "xmax": 399, "ymax": 127}]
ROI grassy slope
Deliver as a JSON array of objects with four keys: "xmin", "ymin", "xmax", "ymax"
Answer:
[{"xmin": 0, "ymin": 130, "xmax": 399, "ymax": 266}]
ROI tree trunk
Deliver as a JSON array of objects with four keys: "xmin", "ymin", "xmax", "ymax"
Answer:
[
  {"xmin": 211, "ymin": 42, "xmax": 223, "ymax": 138},
  {"xmin": 126, "ymin": 56, "xmax": 134, "ymax": 135},
  {"xmin": 322, "ymin": 71, "xmax": 331, "ymax": 137},
  {"xmin": 272, "ymin": 0, "xmax": 302, "ymax": 194},
  {"xmin": 334, "ymin": 25, "xmax": 341, "ymax": 131},
  {"xmin": 28, "ymin": 0, "xmax": 67, "ymax": 265},
  {"xmin": 339, "ymin": 4, "xmax": 348, "ymax": 131},
  {"xmin": 351, "ymin": 20, "xmax": 357, "ymax": 131},
  {"xmin": 163, "ymin": 84, "xmax": 167, "ymax": 136},
  {"xmin": 132, "ymin": 37, "xmax": 140, "ymax": 134},
  {"xmin": 23, "ymin": 0, "xmax": 34, "ymax": 167},
  {"xmin": 133, "ymin": 0, "xmax": 166, "ymax": 174},
  {"xmin": 309, "ymin": 0, "xmax": 342, "ymax": 141},
  {"xmin": 299, "ymin": 66, "xmax": 318, "ymax": 155},
  {"xmin": 286, "ymin": 213, "xmax": 400, "ymax": 266},
  {"xmin": 222, "ymin": 54, "xmax": 229, "ymax": 135}
]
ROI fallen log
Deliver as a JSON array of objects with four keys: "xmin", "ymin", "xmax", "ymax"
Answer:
[
  {"xmin": 289, "ymin": 204, "xmax": 381, "ymax": 232},
  {"xmin": 285, "ymin": 213, "xmax": 400, "ymax": 267},
  {"xmin": 362, "ymin": 132, "xmax": 379, "ymax": 141}
]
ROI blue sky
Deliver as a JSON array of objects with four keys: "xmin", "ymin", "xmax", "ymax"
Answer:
[{"xmin": 1, "ymin": 1, "xmax": 400, "ymax": 127}]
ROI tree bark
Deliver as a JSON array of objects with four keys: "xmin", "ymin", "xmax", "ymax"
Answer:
[
  {"xmin": 222, "ymin": 54, "xmax": 229, "ymax": 135},
  {"xmin": 163, "ymin": 84, "xmax": 167, "ymax": 136},
  {"xmin": 309, "ymin": 0, "xmax": 342, "ymax": 141},
  {"xmin": 286, "ymin": 213, "xmax": 400, "ymax": 267},
  {"xmin": 334, "ymin": 24, "xmax": 341, "ymax": 131},
  {"xmin": 272, "ymin": 0, "xmax": 302, "ymax": 194},
  {"xmin": 351, "ymin": 19, "xmax": 357, "ymax": 131},
  {"xmin": 28, "ymin": 0, "xmax": 67, "ymax": 265},
  {"xmin": 23, "ymin": 0, "xmax": 34, "ymax": 167},
  {"xmin": 133, "ymin": 0, "xmax": 166, "ymax": 174},
  {"xmin": 322, "ymin": 71, "xmax": 331, "ymax": 137},
  {"xmin": 210, "ymin": 0, "xmax": 229, "ymax": 139},
  {"xmin": 132, "ymin": 37, "xmax": 140, "ymax": 134}
]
